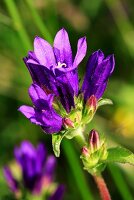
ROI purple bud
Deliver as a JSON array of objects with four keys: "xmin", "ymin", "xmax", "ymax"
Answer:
[
  {"xmin": 89, "ymin": 129, "xmax": 100, "ymax": 151},
  {"xmin": 81, "ymin": 146, "xmax": 89, "ymax": 156},
  {"xmin": 62, "ymin": 118, "xmax": 74, "ymax": 128},
  {"xmin": 3, "ymin": 167, "xmax": 19, "ymax": 193},
  {"xmin": 86, "ymin": 95, "xmax": 97, "ymax": 112}
]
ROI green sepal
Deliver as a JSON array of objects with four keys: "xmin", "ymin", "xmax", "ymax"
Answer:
[
  {"xmin": 80, "ymin": 143, "xmax": 108, "ymax": 175},
  {"xmin": 52, "ymin": 131, "xmax": 67, "ymax": 157},
  {"xmin": 106, "ymin": 146, "xmax": 134, "ymax": 165},
  {"xmin": 97, "ymin": 98, "xmax": 113, "ymax": 107},
  {"xmin": 65, "ymin": 126, "xmax": 84, "ymax": 139},
  {"xmin": 80, "ymin": 152, "xmax": 107, "ymax": 175}
]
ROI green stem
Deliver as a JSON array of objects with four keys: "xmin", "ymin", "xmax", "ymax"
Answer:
[
  {"xmin": 75, "ymin": 134, "xmax": 86, "ymax": 147},
  {"xmin": 93, "ymin": 174, "xmax": 111, "ymax": 200}
]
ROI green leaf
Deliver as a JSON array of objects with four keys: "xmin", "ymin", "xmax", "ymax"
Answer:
[
  {"xmin": 52, "ymin": 131, "xmax": 67, "ymax": 157},
  {"xmin": 107, "ymin": 146, "xmax": 134, "ymax": 165},
  {"xmin": 97, "ymin": 98, "xmax": 113, "ymax": 107}
]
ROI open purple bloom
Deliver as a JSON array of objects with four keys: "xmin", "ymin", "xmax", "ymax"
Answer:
[
  {"xmin": 18, "ymin": 84, "xmax": 63, "ymax": 134},
  {"xmin": 4, "ymin": 141, "xmax": 64, "ymax": 199},
  {"xmin": 82, "ymin": 50, "xmax": 115, "ymax": 101},
  {"xmin": 24, "ymin": 28, "xmax": 87, "ymax": 113}
]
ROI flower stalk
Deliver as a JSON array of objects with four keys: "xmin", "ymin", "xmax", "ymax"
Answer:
[
  {"xmin": 80, "ymin": 129, "xmax": 111, "ymax": 200},
  {"xmin": 93, "ymin": 175, "xmax": 111, "ymax": 200}
]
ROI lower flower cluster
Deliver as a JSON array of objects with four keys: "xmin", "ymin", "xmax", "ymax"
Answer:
[{"xmin": 3, "ymin": 141, "xmax": 64, "ymax": 200}]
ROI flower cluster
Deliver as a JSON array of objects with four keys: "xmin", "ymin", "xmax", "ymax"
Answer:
[
  {"xmin": 4, "ymin": 141, "xmax": 64, "ymax": 199},
  {"xmin": 18, "ymin": 28, "xmax": 115, "ymax": 156}
]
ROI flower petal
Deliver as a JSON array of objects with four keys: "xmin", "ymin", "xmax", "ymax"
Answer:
[
  {"xmin": 3, "ymin": 167, "xmax": 19, "ymax": 193},
  {"xmin": 18, "ymin": 105, "xmax": 43, "ymax": 125},
  {"xmin": 73, "ymin": 37, "xmax": 87, "ymax": 68},
  {"xmin": 56, "ymin": 76, "xmax": 75, "ymax": 113},
  {"xmin": 27, "ymin": 51, "xmax": 39, "ymax": 63},
  {"xmin": 14, "ymin": 141, "xmax": 41, "ymax": 191},
  {"xmin": 41, "ymin": 109, "xmax": 63, "ymax": 134},
  {"xmin": 14, "ymin": 141, "xmax": 36, "ymax": 171},
  {"xmin": 28, "ymin": 84, "xmax": 54, "ymax": 109},
  {"xmin": 34, "ymin": 36, "xmax": 56, "ymax": 67},
  {"xmin": 82, "ymin": 50, "xmax": 115, "ymax": 100},
  {"xmin": 14, "ymin": 141, "xmax": 36, "ymax": 161},
  {"xmin": 90, "ymin": 55, "xmax": 115, "ymax": 99},
  {"xmin": 35, "ymin": 143, "xmax": 47, "ymax": 173},
  {"xmin": 81, "ymin": 50, "xmax": 104, "ymax": 99},
  {"xmin": 44, "ymin": 155, "xmax": 56, "ymax": 182},
  {"xmin": 64, "ymin": 70, "xmax": 79, "ymax": 96},
  {"xmin": 24, "ymin": 62, "xmax": 59, "ymax": 95},
  {"xmin": 53, "ymin": 28, "xmax": 72, "ymax": 66},
  {"xmin": 37, "ymin": 143, "xmax": 47, "ymax": 164}
]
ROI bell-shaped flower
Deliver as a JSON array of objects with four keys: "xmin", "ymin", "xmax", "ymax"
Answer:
[
  {"xmin": 24, "ymin": 28, "xmax": 87, "ymax": 113},
  {"xmin": 18, "ymin": 84, "xmax": 63, "ymax": 134},
  {"xmin": 82, "ymin": 50, "xmax": 115, "ymax": 101}
]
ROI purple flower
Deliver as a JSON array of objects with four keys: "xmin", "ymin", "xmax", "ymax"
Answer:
[
  {"xmin": 24, "ymin": 28, "xmax": 87, "ymax": 113},
  {"xmin": 18, "ymin": 84, "xmax": 63, "ymax": 134},
  {"xmin": 19, "ymin": 29, "xmax": 115, "ymax": 137},
  {"xmin": 3, "ymin": 141, "xmax": 64, "ymax": 199},
  {"xmin": 82, "ymin": 50, "xmax": 115, "ymax": 101}
]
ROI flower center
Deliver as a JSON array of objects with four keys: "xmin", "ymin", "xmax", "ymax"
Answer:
[{"xmin": 56, "ymin": 62, "xmax": 67, "ymax": 68}]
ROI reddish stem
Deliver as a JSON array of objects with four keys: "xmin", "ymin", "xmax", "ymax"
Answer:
[{"xmin": 93, "ymin": 175, "xmax": 111, "ymax": 200}]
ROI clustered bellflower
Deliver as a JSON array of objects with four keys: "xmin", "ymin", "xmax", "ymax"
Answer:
[
  {"xmin": 18, "ymin": 28, "xmax": 115, "ymax": 155},
  {"xmin": 4, "ymin": 141, "xmax": 64, "ymax": 199}
]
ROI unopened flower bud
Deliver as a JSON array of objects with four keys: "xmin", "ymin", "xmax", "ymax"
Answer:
[
  {"xmin": 62, "ymin": 118, "xmax": 74, "ymax": 128},
  {"xmin": 81, "ymin": 146, "xmax": 89, "ymax": 156},
  {"xmin": 89, "ymin": 129, "xmax": 100, "ymax": 152},
  {"xmin": 86, "ymin": 95, "xmax": 97, "ymax": 112}
]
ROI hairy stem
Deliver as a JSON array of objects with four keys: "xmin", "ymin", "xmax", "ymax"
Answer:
[{"xmin": 93, "ymin": 175, "xmax": 111, "ymax": 200}]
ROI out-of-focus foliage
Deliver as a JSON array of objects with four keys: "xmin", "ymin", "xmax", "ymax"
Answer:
[{"xmin": 0, "ymin": 0, "xmax": 134, "ymax": 199}]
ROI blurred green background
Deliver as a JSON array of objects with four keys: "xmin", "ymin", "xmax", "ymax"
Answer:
[{"xmin": 0, "ymin": 0, "xmax": 134, "ymax": 199}]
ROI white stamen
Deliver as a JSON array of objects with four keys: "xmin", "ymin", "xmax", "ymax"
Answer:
[{"xmin": 56, "ymin": 62, "xmax": 67, "ymax": 68}]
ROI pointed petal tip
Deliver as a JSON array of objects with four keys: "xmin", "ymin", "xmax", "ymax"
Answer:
[
  {"xmin": 34, "ymin": 36, "xmax": 44, "ymax": 47},
  {"xmin": 23, "ymin": 57, "xmax": 26, "ymax": 62},
  {"xmin": 97, "ymin": 49, "xmax": 104, "ymax": 57},
  {"xmin": 109, "ymin": 54, "xmax": 115, "ymax": 74},
  {"xmin": 98, "ymin": 49, "xmax": 103, "ymax": 53},
  {"xmin": 28, "ymin": 83, "xmax": 38, "ymax": 96},
  {"xmin": 79, "ymin": 36, "xmax": 86, "ymax": 41},
  {"xmin": 34, "ymin": 36, "xmax": 41, "ymax": 46},
  {"xmin": 59, "ymin": 27, "xmax": 67, "ymax": 33},
  {"xmin": 78, "ymin": 36, "xmax": 87, "ymax": 49},
  {"xmin": 55, "ymin": 28, "xmax": 67, "ymax": 38},
  {"xmin": 73, "ymin": 36, "xmax": 87, "ymax": 67},
  {"xmin": 34, "ymin": 35, "xmax": 41, "ymax": 41},
  {"xmin": 18, "ymin": 106, "xmax": 23, "ymax": 112},
  {"xmin": 55, "ymin": 27, "xmax": 69, "ymax": 39}
]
